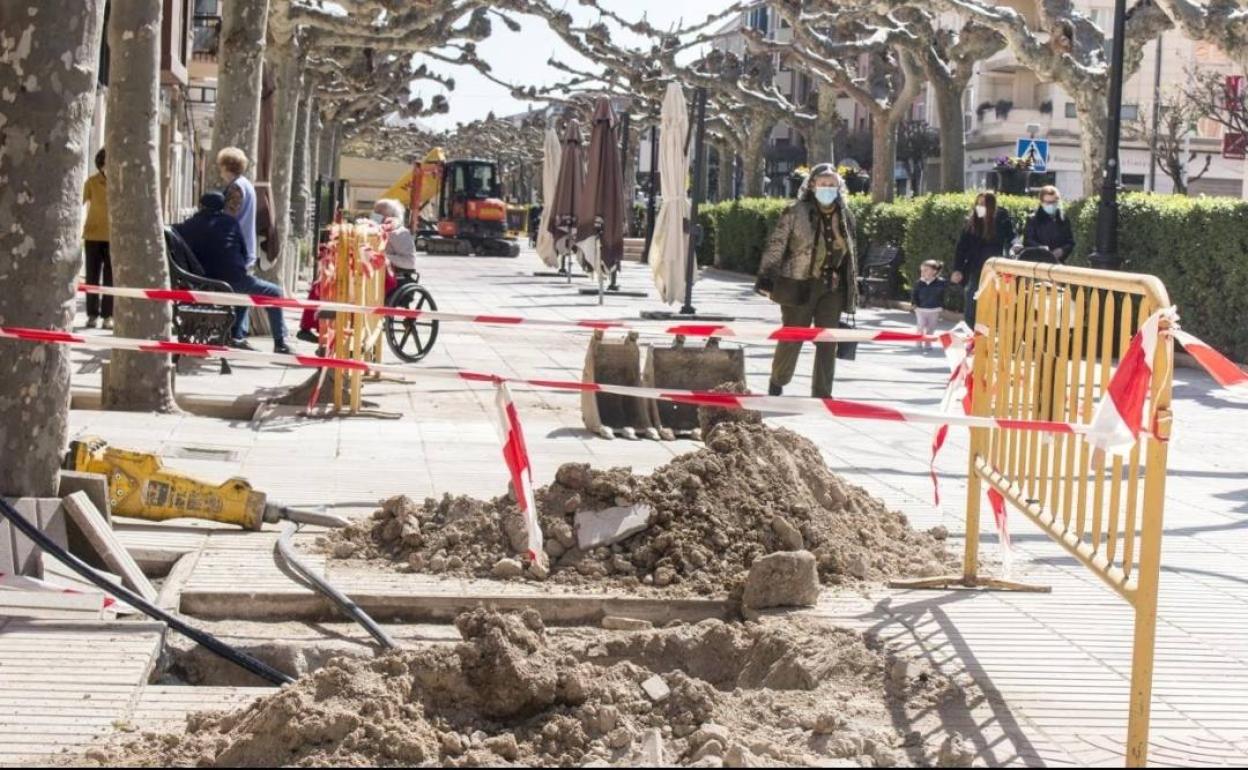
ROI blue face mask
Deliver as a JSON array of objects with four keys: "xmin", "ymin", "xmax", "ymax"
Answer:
[
  {"xmin": 814, "ymin": 186, "xmax": 840, "ymax": 206},
  {"xmin": 370, "ymin": 213, "xmax": 385, "ymax": 224},
  {"xmin": 1042, "ymin": 203, "xmax": 1059, "ymax": 216}
]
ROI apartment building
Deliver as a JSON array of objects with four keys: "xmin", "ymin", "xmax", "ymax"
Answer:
[
  {"xmin": 88, "ymin": 0, "xmax": 202, "ymax": 220},
  {"xmin": 960, "ymin": 1, "xmax": 1243, "ymax": 197},
  {"xmin": 714, "ymin": 3, "xmax": 1244, "ymax": 198}
]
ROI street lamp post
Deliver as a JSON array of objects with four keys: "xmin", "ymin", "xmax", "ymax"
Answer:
[{"xmin": 1090, "ymin": 0, "xmax": 1129, "ymax": 270}]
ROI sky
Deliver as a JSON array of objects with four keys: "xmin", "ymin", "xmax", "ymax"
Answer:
[{"xmin": 415, "ymin": 0, "xmax": 736, "ymax": 131}]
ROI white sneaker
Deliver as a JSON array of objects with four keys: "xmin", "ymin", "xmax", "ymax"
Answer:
[
  {"xmin": 102, "ymin": 318, "xmax": 114, "ymax": 330},
  {"xmin": 85, "ymin": 317, "xmax": 98, "ymax": 329}
]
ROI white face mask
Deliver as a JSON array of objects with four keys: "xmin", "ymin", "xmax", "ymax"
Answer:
[
  {"xmin": 813, "ymin": 186, "xmax": 840, "ymax": 206},
  {"xmin": 975, "ymin": 205, "xmax": 988, "ymax": 219},
  {"xmin": 370, "ymin": 213, "xmax": 385, "ymax": 224}
]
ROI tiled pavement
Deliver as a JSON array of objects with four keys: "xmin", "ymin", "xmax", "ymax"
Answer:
[{"xmin": 57, "ymin": 246, "xmax": 1248, "ymax": 766}]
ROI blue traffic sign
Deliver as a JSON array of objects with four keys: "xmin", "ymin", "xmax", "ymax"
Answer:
[{"xmin": 1016, "ymin": 138, "xmax": 1050, "ymax": 172}]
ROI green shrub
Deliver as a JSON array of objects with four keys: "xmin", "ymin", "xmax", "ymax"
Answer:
[{"xmin": 1069, "ymin": 193, "xmax": 1248, "ymax": 361}]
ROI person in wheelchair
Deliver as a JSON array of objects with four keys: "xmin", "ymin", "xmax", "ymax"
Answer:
[{"xmin": 372, "ymin": 199, "xmax": 419, "ymax": 291}]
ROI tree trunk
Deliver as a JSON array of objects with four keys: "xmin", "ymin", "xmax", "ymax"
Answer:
[
  {"xmin": 933, "ymin": 79, "xmax": 967, "ymax": 193},
  {"xmin": 870, "ymin": 117, "xmax": 898, "ymax": 202},
  {"xmin": 290, "ymin": 86, "xmax": 313, "ymax": 242},
  {"xmin": 210, "ymin": 0, "xmax": 270, "ymax": 186},
  {"xmin": 318, "ymin": 117, "xmax": 335, "ymax": 179},
  {"xmin": 103, "ymin": 0, "xmax": 177, "ymax": 413},
  {"xmin": 716, "ymin": 145, "xmax": 735, "ymax": 202},
  {"xmin": 261, "ymin": 40, "xmax": 302, "ymax": 291},
  {"xmin": 0, "ymin": 2, "xmax": 106, "ymax": 497},
  {"xmin": 1073, "ymin": 89, "xmax": 1109, "ymax": 198},
  {"xmin": 742, "ymin": 123, "xmax": 768, "ymax": 197},
  {"xmin": 809, "ymin": 88, "xmax": 839, "ymax": 164}
]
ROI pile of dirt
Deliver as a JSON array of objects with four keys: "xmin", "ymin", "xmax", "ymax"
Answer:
[
  {"xmin": 324, "ymin": 422, "xmax": 952, "ymax": 596},
  {"xmin": 85, "ymin": 610, "xmax": 980, "ymax": 768}
]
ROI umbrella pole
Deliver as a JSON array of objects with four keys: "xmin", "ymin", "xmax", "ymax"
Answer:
[{"xmin": 680, "ymin": 86, "xmax": 708, "ymax": 316}]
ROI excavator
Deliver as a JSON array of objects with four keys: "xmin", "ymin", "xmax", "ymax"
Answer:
[{"xmin": 380, "ymin": 148, "xmax": 521, "ymax": 258}]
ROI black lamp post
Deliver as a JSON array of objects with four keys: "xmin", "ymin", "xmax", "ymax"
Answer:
[{"xmin": 1089, "ymin": 0, "xmax": 1128, "ymax": 270}]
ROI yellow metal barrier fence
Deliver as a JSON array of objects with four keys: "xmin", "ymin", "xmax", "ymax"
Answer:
[{"xmin": 899, "ymin": 258, "xmax": 1173, "ymax": 767}]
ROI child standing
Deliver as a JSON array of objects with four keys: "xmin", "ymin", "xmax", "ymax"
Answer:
[{"xmin": 912, "ymin": 259, "xmax": 948, "ymax": 350}]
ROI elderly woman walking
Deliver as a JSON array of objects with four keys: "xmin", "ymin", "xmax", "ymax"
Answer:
[{"xmin": 755, "ymin": 163, "xmax": 857, "ymax": 398}]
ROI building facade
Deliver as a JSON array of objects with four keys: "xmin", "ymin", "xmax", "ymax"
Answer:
[
  {"xmin": 89, "ymin": 0, "xmax": 202, "ymax": 222},
  {"xmin": 713, "ymin": 2, "xmax": 1245, "ymax": 198}
]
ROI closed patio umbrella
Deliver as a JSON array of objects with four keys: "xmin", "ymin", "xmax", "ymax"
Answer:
[
  {"xmin": 535, "ymin": 126, "xmax": 562, "ymax": 268},
  {"xmin": 576, "ymin": 97, "xmax": 626, "ymax": 275},
  {"xmin": 547, "ymin": 118, "xmax": 585, "ymax": 264},
  {"xmin": 648, "ymin": 83, "xmax": 691, "ymax": 305}
]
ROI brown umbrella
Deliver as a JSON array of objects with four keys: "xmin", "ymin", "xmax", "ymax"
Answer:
[
  {"xmin": 576, "ymin": 98, "xmax": 625, "ymax": 270},
  {"xmin": 547, "ymin": 118, "xmax": 585, "ymax": 249}
]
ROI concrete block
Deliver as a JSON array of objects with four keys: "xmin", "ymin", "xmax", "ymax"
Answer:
[
  {"xmin": 575, "ymin": 503, "xmax": 652, "ymax": 550},
  {"xmin": 641, "ymin": 674, "xmax": 670, "ymax": 703},
  {"xmin": 1, "ymin": 497, "xmax": 67, "ymax": 579},
  {"xmin": 58, "ymin": 471, "xmax": 112, "ymax": 524}
]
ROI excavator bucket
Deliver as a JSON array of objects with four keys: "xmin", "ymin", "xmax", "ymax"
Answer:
[
  {"xmin": 643, "ymin": 337, "xmax": 745, "ymax": 440},
  {"xmin": 582, "ymin": 331, "xmax": 663, "ymax": 440}
]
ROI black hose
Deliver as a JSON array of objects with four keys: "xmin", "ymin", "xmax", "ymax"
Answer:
[
  {"xmin": 0, "ymin": 496, "xmax": 294, "ymax": 687},
  {"xmin": 275, "ymin": 521, "xmax": 398, "ymax": 649}
]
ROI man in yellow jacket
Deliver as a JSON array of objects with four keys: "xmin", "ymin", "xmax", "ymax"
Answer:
[{"xmin": 82, "ymin": 148, "xmax": 113, "ymax": 329}]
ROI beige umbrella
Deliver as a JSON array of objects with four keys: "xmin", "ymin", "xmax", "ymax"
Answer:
[
  {"xmin": 535, "ymin": 126, "xmax": 562, "ymax": 267},
  {"xmin": 648, "ymin": 83, "xmax": 691, "ymax": 305}
]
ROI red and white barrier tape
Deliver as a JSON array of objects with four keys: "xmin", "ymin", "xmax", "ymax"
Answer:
[
  {"xmin": 493, "ymin": 382, "xmax": 545, "ymax": 567},
  {"xmin": 77, "ymin": 284, "xmax": 951, "ymax": 347},
  {"xmin": 0, "ymin": 324, "xmax": 1091, "ymax": 437}
]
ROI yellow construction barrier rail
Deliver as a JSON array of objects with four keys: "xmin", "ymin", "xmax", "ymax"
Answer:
[{"xmin": 899, "ymin": 258, "xmax": 1173, "ymax": 767}]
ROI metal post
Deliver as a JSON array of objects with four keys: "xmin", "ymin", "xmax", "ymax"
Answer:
[
  {"xmin": 1147, "ymin": 35, "xmax": 1163, "ymax": 192},
  {"xmin": 1090, "ymin": 0, "xmax": 1128, "ymax": 270},
  {"xmin": 642, "ymin": 124, "xmax": 659, "ymax": 264},
  {"xmin": 681, "ymin": 87, "xmax": 708, "ymax": 316},
  {"xmin": 619, "ymin": 112, "xmax": 631, "ymax": 236}
]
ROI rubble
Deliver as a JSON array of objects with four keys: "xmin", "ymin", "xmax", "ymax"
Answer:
[
  {"xmin": 85, "ymin": 611, "xmax": 982, "ymax": 769},
  {"xmin": 323, "ymin": 423, "xmax": 952, "ymax": 597}
]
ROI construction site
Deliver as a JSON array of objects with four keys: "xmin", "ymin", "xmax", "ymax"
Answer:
[{"xmin": 5, "ymin": 1, "xmax": 1248, "ymax": 768}]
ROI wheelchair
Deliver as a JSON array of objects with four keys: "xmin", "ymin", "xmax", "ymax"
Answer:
[{"xmin": 384, "ymin": 269, "xmax": 439, "ymax": 363}]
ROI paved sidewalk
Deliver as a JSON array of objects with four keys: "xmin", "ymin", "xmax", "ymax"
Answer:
[{"xmin": 61, "ymin": 246, "xmax": 1248, "ymax": 766}]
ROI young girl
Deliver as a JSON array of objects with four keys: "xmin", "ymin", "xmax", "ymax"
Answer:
[{"xmin": 912, "ymin": 259, "xmax": 948, "ymax": 350}]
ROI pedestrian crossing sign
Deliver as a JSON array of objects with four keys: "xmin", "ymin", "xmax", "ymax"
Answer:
[{"xmin": 1016, "ymin": 138, "xmax": 1049, "ymax": 172}]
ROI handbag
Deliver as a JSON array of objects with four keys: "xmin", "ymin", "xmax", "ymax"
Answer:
[{"xmin": 837, "ymin": 313, "xmax": 858, "ymax": 360}]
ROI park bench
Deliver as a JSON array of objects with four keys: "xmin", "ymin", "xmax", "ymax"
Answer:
[
  {"xmin": 858, "ymin": 243, "xmax": 904, "ymax": 307},
  {"xmin": 163, "ymin": 227, "xmax": 236, "ymax": 375}
]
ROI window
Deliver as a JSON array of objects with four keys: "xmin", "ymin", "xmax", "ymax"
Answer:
[
  {"xmin": 1065, "ymin": 102, "xmax": 1078, "ymax": 118},
  {"xmin": 1122, "ymin": 173, "xmax": 1145, "ymax": 191},
  {"xmin": 748, "ymin": 7, "xmax": 770, "ymax": 34},
  {"xmin": 1121, "ymin": 104, "xmax": 1140, "ymax": 120}
]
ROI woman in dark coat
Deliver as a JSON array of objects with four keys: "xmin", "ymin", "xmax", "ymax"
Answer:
[
  {"xmin": 1022, "ymin": 185, "xmax": 1075, "ymax": 263},
  {"xmin": 953, "ymin": 192, "xmax": 1014, "ymax": 328}
]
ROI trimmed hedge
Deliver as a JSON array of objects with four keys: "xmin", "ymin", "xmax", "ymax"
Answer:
[
  {"xmin": 698, "ymin": 192, "xmax": 1248, "ymax": 359},
  {"xmin": 1067, "ymin": 194, "xmax": 1248, "ymax": 362}
]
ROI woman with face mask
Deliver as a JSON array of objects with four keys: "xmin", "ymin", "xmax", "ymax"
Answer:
[
  {"xmin": 755, "ymin": 163, "xmax": 858, "ymax": 398},
  {"xmin": 1022, "ymin": 185, "xmax": 1075, "ymax": 264},
  {"xmin": 952, "ymin": 191, "xmax": 1014, "ymax": 328}
]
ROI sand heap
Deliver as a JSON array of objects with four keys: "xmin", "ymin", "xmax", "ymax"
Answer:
[
  {"xmin": 325, "ymin": 422, "xmax": 951, "ymax": 595},
  {"xmin": 87, "ymin": 610, "xmax": 980, "ymax": 768}
]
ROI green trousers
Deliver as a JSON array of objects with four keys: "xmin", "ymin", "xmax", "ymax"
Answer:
[{"xmin": 770, "ymin": 279, "xmax": 845, "ymax": 398}]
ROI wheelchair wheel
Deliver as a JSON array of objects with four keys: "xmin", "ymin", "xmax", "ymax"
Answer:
[{"xmin": 385, "ymin": 283, "xmax": 439, "ymax": 363}]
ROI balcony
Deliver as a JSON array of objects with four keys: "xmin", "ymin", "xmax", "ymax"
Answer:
[
  {"xmin": 981, "ymin": 48, "xmax": 1027, "ymax": 74},
  {"xmin": 192, "ymin": 14, "xmax": 220, "ymax": 62}
]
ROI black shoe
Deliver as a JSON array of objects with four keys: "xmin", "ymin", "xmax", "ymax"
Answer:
[
  {"xmin": 296, "ymin": 329, "xmax": 319, "ymax": 344},
  {"xmin": 768, "ymin": 382, "xmax": 783, "ymax": 397},
  {"xmin": 229, "ymin": 338, "xmax": 257, "ymax": 351},
  {"xmin": 274, "ymin": 341, "xmax": 293, "ymax": 355}
]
